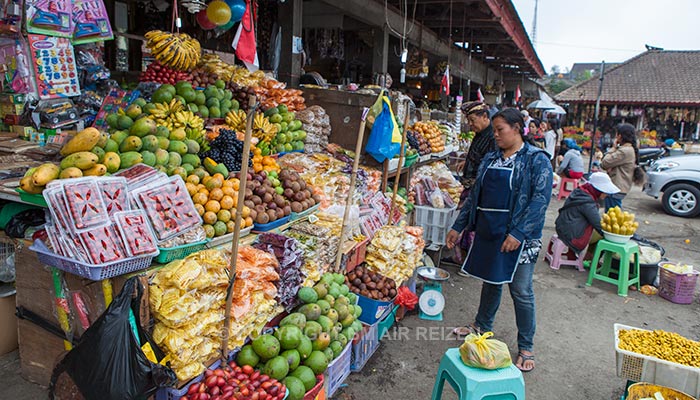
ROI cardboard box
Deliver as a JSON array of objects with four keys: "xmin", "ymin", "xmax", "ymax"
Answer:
[
  {"xmin": 0, "ymin": 94, "xmax": 26, "ymax": 105},
  {"xmin": 11, "ymin": 125, "xmax": 35, "ymax": 139},
  {"xmin": 0, "ymin": 103, "xmax": 24, "ymax": 116},
  {"xmin": 0, "ymin": 290, "xmax": 18, "ymax": 356}
]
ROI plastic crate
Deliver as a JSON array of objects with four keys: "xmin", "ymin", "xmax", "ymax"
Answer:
[
  {"xmin": 413, "ymin": 205, "xmax": 458, "ymax": 245},
  {"xmin": 378, "ymin": 305, "xmax": 398, "ymax": 339},
  {"xmin": 658, "ymin": 267, "xmax": 699, "ymax": 304},
  {"xmin": 30, "ymin": 239, "xmax": 156, "ymax": 280},
  {"xmin": 350, "ymin": 322, "xmax": 379, "ymax": 372},
  {"xmin": 356, "ymin": 293, "xmax": 395, "ymax": 325},
  {"xmin": 253, "ymin": 215, "xmax": 290, "ymax": 232},
  {"xmin": 155, "ymin": 239, "xmax": 210, "ymax": 264},
  {"xmin": 614, "ymin": 323, "xmax": 700, "ymax": 397},
  {"xmin": 324, "ymin": 342, "xmax": 352, "ymax": 398}
]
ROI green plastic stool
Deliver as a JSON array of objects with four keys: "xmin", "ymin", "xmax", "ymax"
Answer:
[
  {"xmin": 431, "ymin": 348, "xmax": 525, "ymax": 400},
  {"xmin": 586, "ymin": 239, "xmax": 640, "ymax": 297}
]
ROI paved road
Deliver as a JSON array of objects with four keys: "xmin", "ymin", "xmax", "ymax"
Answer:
[{"xmin": 1, "ymin": 188, "xmax": 698, "ymax": 399}]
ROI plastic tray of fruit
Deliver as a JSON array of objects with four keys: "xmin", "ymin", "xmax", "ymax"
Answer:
[
  {"xmin": 62, "ymin": 178, "xmax": 111, "ymax": 232},
  {"xmin": 98, "ymin": 177, "xmax": 130, "ymax": 216},
  {"xmin": 114, "ymin": 163, "xmax": 161, "ymax": 188},
  {"xmin": 253, "ymin": 215, "xmax": 290, "ymax": 232},
  {"xmin": 30, "ymin": 239, "xmax": 157, "ymax": 281},
  {"xmin": 79, "ymin": 224, "xmax": 129, "ymax": 265},
  {"xmin": 132, "ymin": 176, "xmax": 202, "ymax": 241},
  {"xmin": 113, "ymin": 210, "xmax": 160, "ymax": 257},
  {"xmin": 43, "ymin": 185, "xmax": 72, "ymax": 233},
  {"xmin": 289, "ymin": 203, "xmax": 320, "ymax": 222},
  {"xmin": 15, "ymin": 188, "xmax": 48, "ymax": 207}
]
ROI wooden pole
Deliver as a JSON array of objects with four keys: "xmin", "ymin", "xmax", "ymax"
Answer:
[
  {"xmin": 334, "ymin": 108, "xmax": 369, "ymax": 272},
  {"xmin": 222, "ymin": 95, "xmax": 256, "ymax": 360},
  {"xmin": 389, "ymin": 100, "xmax": 411, "ymax": 222}
]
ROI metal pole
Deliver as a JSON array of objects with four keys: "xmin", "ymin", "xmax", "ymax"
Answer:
[
  {"xmin": 222, "ymin": 95, "xmax": 256, "ymax": 359},
  {"xmin": 334, "ymin": 108, "xmax": 370, "ymax": 272},
  {"xmin": 588, "ymin": 61, "xmax": 606, "ymax": 172}
]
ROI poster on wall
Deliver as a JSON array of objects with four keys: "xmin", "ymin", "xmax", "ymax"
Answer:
[
  {"xmin": 28, "ymin": 34, "xmax": 80, "ymax": 99},
  {"xmin": 25, "ymin": 0, "xmax": 73, "ymax": 37}
]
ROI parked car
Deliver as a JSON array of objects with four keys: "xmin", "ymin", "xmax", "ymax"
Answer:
[{"xmin": 644, "ymin": 154, "xmax": 700, "ymax": 217}]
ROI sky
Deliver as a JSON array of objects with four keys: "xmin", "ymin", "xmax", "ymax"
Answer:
[{"xmin": 511, "ymin": 0, "xmax": 700, "ymax": 74}]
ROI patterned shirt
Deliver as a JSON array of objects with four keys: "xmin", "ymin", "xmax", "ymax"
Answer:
[
  {"xmin": 462, "ymin": 124, "xmax": 497, "ymax": 190},
  {"xmin": 489, "ymin": 146, "xmax": 543, "ymax": 265}
]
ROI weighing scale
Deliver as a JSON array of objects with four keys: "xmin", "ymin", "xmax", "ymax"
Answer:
[{"xmin": 416, "ymin": 263, "xmax": 450, "ymax": 321}]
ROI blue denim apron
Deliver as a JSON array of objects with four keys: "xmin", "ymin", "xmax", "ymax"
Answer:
[{"xmin": 461, "ymin": 164, "xmax": 524, "ymax": 284}]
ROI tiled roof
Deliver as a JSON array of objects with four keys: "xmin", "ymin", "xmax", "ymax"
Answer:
[{"xmin": 555, "ymin": 50, "xmax": 700, "ymax": 105}]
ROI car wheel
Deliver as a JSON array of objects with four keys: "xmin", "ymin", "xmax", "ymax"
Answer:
[
  {"xmin": 69, "ymin": 112, "xmax": 76, "ymax": 119},
  {"xmin": 662, "ymin": 183, "xmax": 700, "ymax": 218},
  {"xmin": 52, "ymin": 117, "xmax": 59, "ymax": 124}
]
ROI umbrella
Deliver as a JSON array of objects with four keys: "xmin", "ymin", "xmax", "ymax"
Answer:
[
  {"xmin": 527, "ymin": 99, "xmax": 556, "ymax": 109},
  {"xmin": 546, "ymin": 104, "xmax": 567, "ymax": 115}
]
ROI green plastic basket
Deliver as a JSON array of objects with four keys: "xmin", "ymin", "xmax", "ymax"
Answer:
[
  {"xmin": 403, "ymin": 154, "xmax": 419, "ymax": 168},
  {"xmin": 15, "ymin": 188, "xmax": 48, "ymax": 207},
  {"xmin": 155, "ymin": 239, "xmax": 210, "ymax": 264}
]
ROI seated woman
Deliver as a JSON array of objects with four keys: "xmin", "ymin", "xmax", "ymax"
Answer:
[
  {"xmin": 555, "ymin": 172, "xmax": 620, "ymax": 255},
  {"xmin": 556, "ymin": 138, "xmax": 585, "ymax": 179}
]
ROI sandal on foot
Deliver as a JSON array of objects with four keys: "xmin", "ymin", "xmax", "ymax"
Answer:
[
  {"xmin": 452, "ymin": 324, "xmax": 486, "ymax": 338},
  {"xmin": 516, "ymin": 351, "xmax": 535, "ymax": 372}
]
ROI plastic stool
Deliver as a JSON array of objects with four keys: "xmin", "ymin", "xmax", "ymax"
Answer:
[
  {"xmin": 586, "ymin": 239, "xmax": 640, "ymax": 297},
  {"xmin": 544, "ymin": 234, "xmax": 586, "ymax": 271},
  {"xmin": 431, "ymin": 348, "xmax": 525, "ymax": 400},
  {"xmin": 557, "ymin": 177, "xmax": 580, "ymax": 200}
]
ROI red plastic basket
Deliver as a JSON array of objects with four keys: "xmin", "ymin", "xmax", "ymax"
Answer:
[
  {"xmin": 303, "ymin": 374, "xmax": 324, "ymax": 400},
  {"xmin": 658, "ymin": 267, "xmax": 699, "ymax": 304}
]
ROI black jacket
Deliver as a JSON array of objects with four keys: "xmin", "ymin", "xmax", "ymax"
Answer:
[
  {"xmin": 462, "ymin": 124, "xmax": 496, "ymax": 189},
  {"xmin": 555, "ymin": 187, "xmax": 603, "ymax": 252}
]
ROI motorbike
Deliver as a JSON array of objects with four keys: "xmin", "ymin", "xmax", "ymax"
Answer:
[{"xmin": 639, "ymin": 147, "xmax": 668, "ymax": 169}]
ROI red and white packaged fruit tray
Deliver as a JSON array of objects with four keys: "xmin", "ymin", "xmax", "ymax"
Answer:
[
  {"xmin": 131, "ymin": 176, "xmax": 202, "ymax": 241},
  {"xmin": 62, "ymin": 178, "xmax": 110, "ymax": 232},
  {"xmin": 79, "ymin": 224, "xmax": 128, "ymax": 265},
  {"xmin": 113, "ymin": 210, "xmax": 159, "ymax": 257},
  {"xmin": 98, "ymin": 177, "xmax": 130, "ymax": 216}
]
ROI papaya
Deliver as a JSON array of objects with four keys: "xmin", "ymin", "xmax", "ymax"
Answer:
[
  {"xmin": 32, "ymin": 163, "xmax": 60, "ymax": 186},
  {"xmin": 103, "ymin": 152, "xmax": 121, "ymax": 173},
  {"xmin": 60, "ymin": 152, "xmax": 99, "ymax": 170},
  {"xmin": 59, "ymin": 167, "xmax": 83, "ymax": 179},
  {"xmin": 60, "ymin": 127, "xmax": 101, "ymax": 156},
  {"xmin": 83, "ymin": 164, "xmax": 107, "ymax": 176},
  {"xmin": 120, "ymin": 152, "xmax": 143, "ymax": 169},
  {"xmin": 203, "ymin": 157, "xmax": 218, "ymax": 174},
  {"xmin": 20, "ymin": 175, "xmax": 44, "ymax": 194}
]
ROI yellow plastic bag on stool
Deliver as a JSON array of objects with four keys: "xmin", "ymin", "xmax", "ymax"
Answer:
[{"xmin": 459, "ymin": 332, "xmax": 512, "ymax": 370}]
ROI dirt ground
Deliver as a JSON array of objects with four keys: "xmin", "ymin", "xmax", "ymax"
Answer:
[{"xmin": 1, "ymin": 187, "xmax": 699, "ymax": 400}]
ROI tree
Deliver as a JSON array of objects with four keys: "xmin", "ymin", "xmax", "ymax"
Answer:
[
  {"xmin": 546, "ymin": 79, "xmax": 573, "ymax": 95},
  {"xmin": 549, "ymin": 65, "xmax": 561, "ymax": 75}
]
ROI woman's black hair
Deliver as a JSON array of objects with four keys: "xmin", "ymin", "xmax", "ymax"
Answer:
[
  {"xmin": 548, "ymin": 118, "xmax": 560, "ymax": 130},
  {"xmin": 529, "ymin": 118, "xmax": 540, "ymax": 128},
  {"xmin": 615, "ymin": 122, "xmax": 645, "ymax": 184},
  {"xmin": 492, "ymin": 108, "xmax": 539, "ymax": 147}
]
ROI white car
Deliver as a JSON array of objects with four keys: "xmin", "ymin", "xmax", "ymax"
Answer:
[{"xmin": 644, "ymin": 155, "xmax": 700, "ymax": 217}]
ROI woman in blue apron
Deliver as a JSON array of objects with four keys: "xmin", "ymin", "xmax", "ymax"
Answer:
[{"xmin": 446, "ymin": 108, "xmax": 553, "ymax": 372}]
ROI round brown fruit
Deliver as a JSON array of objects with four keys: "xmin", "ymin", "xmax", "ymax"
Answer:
[
  {"xmin": 267, "ymin": 209, "xmax": 277, "ymax": 221},
  {"xmin": 283, "ymin": 205, "xmax": 291, "ymax": 215},
  {"xmin": 256, "ymin": 212, "xmax": 270, "ymax": 224},
  {"xmin": 291, "ymin": 202, "xmax": 303, "ymax": 213},
  {"xmin": 275, "ymin": 208, "xmax": 285, "ymax": 219}
]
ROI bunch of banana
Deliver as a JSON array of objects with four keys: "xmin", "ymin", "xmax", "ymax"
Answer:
[
  {"xmin": 198, "ymin": 54, "xmax": 238, "ymax": 82},
  {"xmin": 148, "ymin": 99, "xmax": 185, "ymax": 127},
  {"xmin": 225, "ymin": 110, "xmax": 246, "ymax": 131},
  {"xmin": 253, "ymin": 113, "xmax": 277, "ymax": 143},
  {"xmin": 145, "ymin": 30, "xmax": 201, "ymax": 72}
]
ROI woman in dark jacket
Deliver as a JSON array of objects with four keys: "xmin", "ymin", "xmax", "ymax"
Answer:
[
  {"xmin": 555, "ymin": 172, "xmax": 620, "ymax": 253},
  {"xmin": 446, "ymin": 108, "xmax": 553, "ymax": 372}
]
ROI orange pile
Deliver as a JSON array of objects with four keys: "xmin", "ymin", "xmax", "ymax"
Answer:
[
  {"xmin": 252, "ymin": 147, "xmax": 281, "ymax": 174},
  {"xmin": 185, "ymin": 171, "xmax": 253, "ymax": 238}
]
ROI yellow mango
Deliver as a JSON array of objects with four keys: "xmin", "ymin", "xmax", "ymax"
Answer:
[
  {"xmin": 60, "ymin": 127, "xmax": 102, "ymax": 156},
  {"xmin": 59, "ymin": 167, "xmax": 83, "ymax": 179},
  {"xmin": 31, "ymin": 163, "xmax": 60, "ymax": 186},
  {"xmin": 20, "ymin": 175, "xmax": 44, "ymax": 194},
  {"xmin": 60, "ymin": 152, "xmax": 98, "ymax": 170},
  {"xmin": 82, "ymin": 164, "xmax": 107, "ymax": 176}
]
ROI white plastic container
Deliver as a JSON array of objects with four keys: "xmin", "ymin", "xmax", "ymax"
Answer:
[
  {"xmin": 413, "ymin": 205, "xmax": 458, "ymax": 245},
  {"xmin": 614, "ymin": 323, "xmax": 700, "ymax": 397},
  {"xmin": 603, "ymin": 231, "xmax": 633, "ymax": 244}
]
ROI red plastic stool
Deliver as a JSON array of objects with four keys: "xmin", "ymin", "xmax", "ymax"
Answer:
[
  {"xmin": 557, "ymin": 177, "xmax": 581, "ymax": 200},
  {"xmin": 544, "ymin": 234, "xmax": 586, "ymax": 272}
]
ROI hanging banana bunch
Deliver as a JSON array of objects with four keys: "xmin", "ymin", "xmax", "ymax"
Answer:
[{"xmin": 145, "ymin": 30, "xmax": 202, "ymax": 72}]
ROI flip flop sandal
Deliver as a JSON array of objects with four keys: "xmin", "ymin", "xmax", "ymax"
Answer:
[
  {"xmin": 516, "ymin": 351, "xmax": 535, "ymax": 372},
  {"xmin": 451, "ymin": 324, "xmax": 486, "ymax": 338}
]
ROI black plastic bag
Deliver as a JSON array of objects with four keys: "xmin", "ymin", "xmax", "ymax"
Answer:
[
  {"xmin": 5, "ymin": 209, "xmax": 45, "ymax": 238},
  {"xmin": 49, "ymin": 277, "xmax": 176, "ymax": 400}
]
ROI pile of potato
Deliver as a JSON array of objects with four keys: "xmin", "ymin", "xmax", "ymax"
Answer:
[
  {"xmin": 618, "ymin": 328, "xmax": 700, "ymax": 368},
  {"xmin": 345, "ymin": 265, "xmax": 397, "ymax": 302}
]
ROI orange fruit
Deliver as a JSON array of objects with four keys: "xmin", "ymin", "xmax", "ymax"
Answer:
[
  {"xmin": 222, "ymin": 186, "xmax": 236, "ymax": 197},
  {"xmin": 205, "ymin": 200, "xmax": 221, "ymax": 213},
  {"xmin": 192, "ymin": 192, "xmax": 208, "ymax": 205},
  {"xmin": 231, "ymin": 179, "xmax": 240, "ymax": 191},
  {"xmin": 253, "ymin": 147, "xmax": 262, "ymax": 156},
  {"xmin": 194, "ymin": 203, "xmax": 205, "ymax": 216},
  {"xmin": 209, "ymin": 188, "xmax": 224, "ymax": 201},
  {"xmin": 220, "ymin": 195, "xmax": 235, "ymax": 210},
  {"xmin": 244, "ymin": 216, "xmax": 253, "ymax": 227},
  {"xmin": 226, "ymin": 220, "xmax": 236, "ymax": 233},
  {"xmin": 202, "ymin": 176, "xmax": 211, "ymax": 185},
  {"xmin": 186, "ymin": 175, "xmax": 200, "ymax": 185},
  {"xmin": 217, "ymin": 209, "xmax": 232, "ymax": 223},
  {"xmin": 185, "ymin": 182, "xmax": 198, "ymax": 196},
  {"xmin": 212, "ymin": 173, "xmax": 225, "ymax": 181},
  {"xmin": 203, "ymin": 211, "xmax": 218, "ymax": 225},
  {"xmin": 205, "ymin": 177, "xmax": 223, "ymax": 190},
  {"xmin": 223, "ymin": 179, "xmax": 234, "ymax": 187},
  {"xmin": 241, "ymin": 206, "xmax": 251, "ymax": 218},
  {"xmin": 203, "ymin": 224, "xmax": 215, "ymax": 238}
]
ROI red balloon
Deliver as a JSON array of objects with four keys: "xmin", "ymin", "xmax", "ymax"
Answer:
[{"xmin": 196, "ymin": 10, "xmax": 216, "ymax": 30}]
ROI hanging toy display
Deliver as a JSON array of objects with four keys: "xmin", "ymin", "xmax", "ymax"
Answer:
[
  {"xmin": 206, "ymin": 0, "xmax": 232, "ymax": 26},
  {"xmin": 71, "ymin": 0, "xmax": 114, "ymax": 44},
  {"xmin": 25, "ymin": 0, "xmax": 73, "ymax": 37}
]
